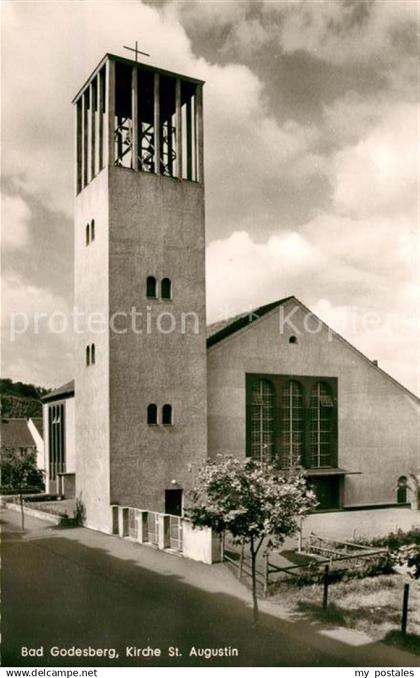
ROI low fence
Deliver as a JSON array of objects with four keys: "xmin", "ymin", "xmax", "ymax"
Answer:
[
  {"xmin": 223, "ymin": 532, "xmax": 389, "ymax": 594},
  {"xmin": 169, "ymin": 515, "xmax": 182, "ymax": 551},
  {"xmin": 112, "ymin": 505, "xmax": 220, "ymax": 564},
  {"xmin": 302, "ymin": 532, "xmax": 387, "ymax": 561},
  {"xmin": 264, "ymin": 533, "xmax": 388, "ymax": 592},
  {"xmin": 147, "ymin": 511, "xmax": 160, "ymax": 546}
]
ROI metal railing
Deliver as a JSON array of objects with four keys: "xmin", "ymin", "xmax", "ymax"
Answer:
[
  {"xmin": 128, "ymin": 508, "xmax": 141, "ymax": 540},
  {"xmin": 147, "ymin": 511, "xmax": 160, "ymax": 546},
  {"xmin": 169, "ymin": 515, "xmax": 183, "ymax": 551}
]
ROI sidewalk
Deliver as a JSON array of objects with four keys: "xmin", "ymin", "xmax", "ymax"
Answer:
[{"xmin": 2, "ymin": 508, "xmax": 419, "ymax": 667}]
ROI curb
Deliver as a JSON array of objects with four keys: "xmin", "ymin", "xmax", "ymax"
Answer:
[{"xmin": 2, "ymin": 500, "xmax": 61, "ymax": 525}]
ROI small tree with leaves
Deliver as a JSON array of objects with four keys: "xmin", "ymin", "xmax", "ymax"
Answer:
[
  {"xmin": 186, "ymin": 455, "xmax": 317, "ymax": 624},
  {"xmin": 0, "ymin": 447, "xmax": 44, "ymax": 530}
]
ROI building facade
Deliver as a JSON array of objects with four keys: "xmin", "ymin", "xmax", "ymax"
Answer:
[
  {"xmin": 207, "ymin": 298, "xmax": 420, "ymax": 510},
  {"xmin": 41, "ymin": 52, "xmax": 420, "ymax": 537}
]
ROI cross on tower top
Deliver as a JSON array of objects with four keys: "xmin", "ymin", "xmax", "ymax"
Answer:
[{"xmin": 123, "ymin": 41, "xmax": 150, "ymax": 62}]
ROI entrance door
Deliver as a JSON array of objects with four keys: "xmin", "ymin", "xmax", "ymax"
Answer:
[
  {"xmin": 397, "ymin": 476, "xmax": 408, "ymax": 504},
  {"xmin": 310, "ymin": 477, "xmax": 340, "ymax": 510},
  {"xmin": 165, "ymin": 489, "xmax": 183, "ymax": 516}
]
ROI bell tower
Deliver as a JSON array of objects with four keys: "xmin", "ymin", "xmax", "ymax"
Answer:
[{"xmin": 73, "ymin": 53, "xmax": 207, "ymax": 532}]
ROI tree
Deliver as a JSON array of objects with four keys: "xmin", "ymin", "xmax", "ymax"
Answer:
[
  {"xmin": 186, "ymin": 455, "xmax": 317, "ymax": 624},
  {"xmin": 0, "ymin": 447, "xmax": 44, "ymax": 530}
]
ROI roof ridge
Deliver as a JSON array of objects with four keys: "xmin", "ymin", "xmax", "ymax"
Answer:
[{"xmin": 207, "ymin": 296, "xmax": 295, "ymax": 347}]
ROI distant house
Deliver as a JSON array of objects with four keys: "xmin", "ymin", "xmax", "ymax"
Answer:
[{"xmin": 0, "ymin": 417, "xmax": 44, "ymax": 471}]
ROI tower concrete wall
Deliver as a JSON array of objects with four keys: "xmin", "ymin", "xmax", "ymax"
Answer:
[
  {"xmin": 108, "ymin": 168, "xmax": 208, "ymax": 511},
  {"xmin": 74, "ymin": 169, "xmax": 112, "ymax": 532}
]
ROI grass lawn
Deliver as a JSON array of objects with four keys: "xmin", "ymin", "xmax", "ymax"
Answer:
[{"xmin": 270, "ymin": 574, "xmax": 420, "ymax": 653}]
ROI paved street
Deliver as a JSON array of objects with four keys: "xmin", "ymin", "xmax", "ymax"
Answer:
[{"xmin": 1, "ymin": 508, "xmax": 418, "ymax": 668}]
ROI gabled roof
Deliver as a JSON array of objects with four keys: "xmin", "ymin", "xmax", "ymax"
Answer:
[
  {"xmin": 41, "ymin": 298, "xmax": 419, "ymax": 407},
  {"xmin": 207, "ymin": 297, "xmax": 294, "ymax": 348},
  {"xmin": 0, "ymin": 419, "xmax": 36, "ymax": 449},
  {"xmin": 207, "ymin": 295, "xmax": 420, "ymax": 404},
  {"xmin": 42, "ymin": 380, "xmax": 75, "ymax": 403}
]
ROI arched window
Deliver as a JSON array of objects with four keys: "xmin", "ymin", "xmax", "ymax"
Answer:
[
  {"xmin": 147, "ymin": 403, "xmax": 158, "ymax": 425},
  {"xmin": 146, "ymin": 276, "xmax": 157, "ymax": 299},
  {"xmin": 91, "ymin": 343, "xmax": 95, "ymax": 365},
  {"xmin": 85, "ymin": 223, "xmax": 90, "ymax": 246},
  {"xmin": 86, "ymin": 345, "xmax": 90, "ymax": 366},
  {"xmin": 161, "ymin": 278, "xmax": 172, "ymax": 300},
  {"xmin": 91, "ymin": 219, "xmax": 95, "ymax": 241},
  {"xmin": 250, "ymin": 379, "xmax": 274, "ymax": 462},
  {"xmin": 280, "ymin": 380, "xmax": 304, "ymax": 468},
  {"xmin": 310, "ymin": 382, "xmax": 333, "ymax": 467},
  {"xmin": 397, "ymin": 476, "xmax": 408, "ymax": 504},
  {"xmin": 162, "ymin": 404, "xmax": 173, "ymax": 425}
]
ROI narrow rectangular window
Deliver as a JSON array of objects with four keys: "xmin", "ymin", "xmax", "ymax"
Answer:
[
  {"xmin": 90, "ymin": 79, "xmax": 97, "ymax": 180},
  {"xmin": 98, "ymin": 67, "xmax": 105, "ymax": 170},
  {"xmin": 76, "ymin": 99, "xmax": 82, "ymax": 193},
  {"xmin": 83, "ymin": 90, "xmax": 89, "ymax": 188},
  {"xmin": 114, "ymin": 62, "xmax": 132, "ymax": 168},
  {"xmin": 181, "ymin": 81, "xmax": 197, "ymax": 181},
  {"xmin": 138, "ymin": 69, "xmax": 155, "ymax": 173},
  {"xmin": 60, "ymin": 403, "xmax": 66, "ymax": 474},
  {"xmin": 48, "ymin": 406, "xmax": 53, "ymax": 482},
  {"xmin": 159, "ymin": 76, "xmax": 176, "ymax": 177}
]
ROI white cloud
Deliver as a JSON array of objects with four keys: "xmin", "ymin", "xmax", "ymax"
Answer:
[
  {"xmin": 2, "ymin": 0, "xmax": 322, "ymax": 224},
  {"xmin": 177, "ymin": 0, "xmax": 418, "ymax": 69},
  {"xmin": 269, "ymin": 0, "xmax": 418, "ymax": 65},
  {"xmin": 1, "ymin": 273, "xmax": 73, "ymax": 387},
  {"xmin": 2, "ymin": 1, "xmax": 196, "ymax": 215},
  {"xmin": 331, "ymin": 103, "xmax": 418, "ymax": 218},
  {"xmin": 1, "ymin": 193, "xmax": 31, "ymax": 250},
  {"xmin": 206, "ymin": 206, "xmax": 419, "ymax": 394},
  {"xmin": 310, "ymin": 298, "xmax": 420, "ymax": 397}
]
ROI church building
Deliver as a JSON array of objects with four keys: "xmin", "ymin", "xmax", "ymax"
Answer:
[{"xmin": 42, "ymin": 52, "xmax": 420, "ymax": 541}]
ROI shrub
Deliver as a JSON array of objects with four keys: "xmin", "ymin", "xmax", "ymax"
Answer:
[
  {"xmin": 391, "ymin": 545, "xmax": 420, "ymax": 579},
  {"xmin": 368, "ymin": 529, "xmax": 420, "ymax": 550},
  {"xmin": 285, "ymin": 553, "xmax": 394, "ymax": 589}
]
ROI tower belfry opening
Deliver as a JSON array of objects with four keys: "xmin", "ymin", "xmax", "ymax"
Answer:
[{"xmin": 74, "ymin": 53, "xmax": 203, "ymax": 193}]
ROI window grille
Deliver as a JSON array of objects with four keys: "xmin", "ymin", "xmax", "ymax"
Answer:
[
  {"xmin": 279, "ymin": 380, "xmax": 304, "ymax": 468},
  {"xmin": 250, "ymin": 379, "xmax": 274, "ymax": 462},
  {"xmin": 310, "ymin": 382, "xmax": 333, "ymax": 467}
]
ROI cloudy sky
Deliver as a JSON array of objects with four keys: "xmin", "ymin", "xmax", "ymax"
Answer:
[{"xmin": 1, "ymin": 0, "xmax": 419, "ymax": 393}]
